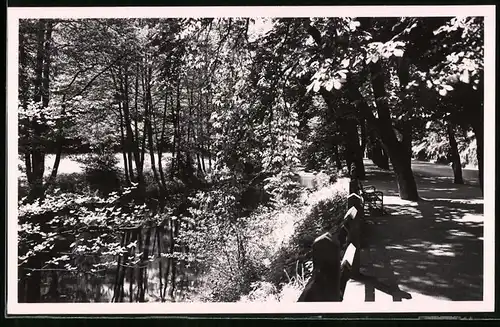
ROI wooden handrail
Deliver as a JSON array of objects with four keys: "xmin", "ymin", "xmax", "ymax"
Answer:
[{"xmin": 297, "ymin": 177, "xmax": 364, "ymax": 302}]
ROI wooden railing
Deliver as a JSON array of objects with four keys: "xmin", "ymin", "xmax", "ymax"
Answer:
[{"xmin": 297, "ymin": 178, "xmax": 364, "ymax": 302}]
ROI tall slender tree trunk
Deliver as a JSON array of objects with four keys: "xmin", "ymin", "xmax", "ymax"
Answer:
[
  {"xmin": 157, "ymin": 92, "xmax": 169, "ymax": 191},
  {"xmin": 129, "ymin": 69, "xmax": 144, "ymax": 186},
  {"xmin": 118, "ymin": 106, "xmax": 131, "ymax": 184},
  {"xmin": 342, "ymin": 117, "xmax": 365, "ymax": 180},
  {"xmin": 360, "ymin": 119, "xmax": 367, "ymax": 159},
  {"xmin": 118, "ymin": 68, "xmax": 136, "ymax": 184},
  {"xmin": 168, "ymin": 218, "xmax": 178, "ymax": 300},
  {"xmin": 143, "ymin": 64, "xmax": 162, "ymax": 191},
  {"xmin": 367, "ymin": 129, "xmax": 387, "ymax": 169},
  {"xmin": 446, "ymin": 123, "xmax": 464, "ymax": 184},
  {"xmin": 470, "ymin": 115, "xmax": 483, "ymax": 191},
  {"xmin": 171, "ymin": 83, "xmax": 180, "ymax": 179}
]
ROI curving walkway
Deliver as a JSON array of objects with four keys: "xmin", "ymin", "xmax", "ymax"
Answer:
[{"xmin": 344, "ymin": 159, "xmax": 484, "ymax": 303}]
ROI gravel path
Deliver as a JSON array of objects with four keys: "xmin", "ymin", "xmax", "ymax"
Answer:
[{"xmin": 349, "ymin": 159, "xmax": 484, "ymax": 302}]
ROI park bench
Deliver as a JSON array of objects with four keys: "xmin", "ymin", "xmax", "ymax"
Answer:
[{"xmin": 358, "ymin": 182, "xmax": 384, "ymax": 216}]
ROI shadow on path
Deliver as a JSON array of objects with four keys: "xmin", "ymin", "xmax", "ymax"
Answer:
[{"xmin": 358, "ymin": 160, "xmax": 484, "ymax": 301}]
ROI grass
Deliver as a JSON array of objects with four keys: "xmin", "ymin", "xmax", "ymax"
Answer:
[{"xmin": 235, "ymin": 176, "xmax": 349, "ymax": 303}]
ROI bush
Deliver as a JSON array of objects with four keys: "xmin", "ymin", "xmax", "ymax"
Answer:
[
  {"xmin": 264, "ymin": 170, "xmax": 305, "ymax": 204},
  {"xmin": 77, "ymin": 153, "xmax": 121, "ymax": 195},
  {"xmin": 311, "ymin": 170, "xmax": 337, "ymax": 190},
  {"xmin": 266, "ymin": 179, "xmax": 348, "ymax": 288},
  {"xmin": 51, "ymin": 173, "xmax": 88, "ymax": 194},
  {"xmin": 182, "ymin": 172, "xmax": 348, "ymax": 303},
  {"xmin": 238, "ymin": 261, "xmax": 311, "ymax": 303}
]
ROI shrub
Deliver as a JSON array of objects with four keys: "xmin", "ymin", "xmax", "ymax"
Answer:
[
  {"xmin": 51, "ymin": 173, "xmax": 89, "ymax": 194},
  {"xmin": 182, "ymin": 172, "xmax": 348, "ymax": 303},
  {"xmin": 239, "ymin": 281, "xmax": 279, "ymax": 303},
  {"xmin": 264, "ymin": 170, "xmax": 305, "ymax": 205},
  {"xmin": 77, "ymin": 152, "xmax": 121, "ymax": 195},
  {"xmin": 266, "ymin": 179, "xmax": 348, "ymax": 288},
  {"xmin": 238, "ymin": 260, "xmax": 311, "ymax": 303}
]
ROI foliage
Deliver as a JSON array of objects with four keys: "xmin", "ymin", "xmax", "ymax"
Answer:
[
  {"xmin": 77, "ymin": 152, "xmax": 121, "ymax": 195},
  {"xmin": 266, "ymin": 179, "xmax": 348, "ymax": 288},
  {"xmin": 412, "ymin": 121, "xmax": 478, "ymax": 167}
]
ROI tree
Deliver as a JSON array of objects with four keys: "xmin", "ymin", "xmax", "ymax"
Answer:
[
  {"xmin": 400, "ymin": 16, "xmax": 484, "ymax": 189},
  {"xmin": 300, "ymin": 17, "xmax": 419, "ymax": 199}
]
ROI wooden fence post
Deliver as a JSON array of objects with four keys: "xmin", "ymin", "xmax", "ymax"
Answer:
[
  {"xmin": 347, "ymin": 193, "xmax": 363, "ymax": 276},
  {"xmin": 297, "ymin": 232, "xmax": 341, "ymax": 302},
  {"xmin": 349, "ymin": 178, "xmax": 360, "ymax": 195}
]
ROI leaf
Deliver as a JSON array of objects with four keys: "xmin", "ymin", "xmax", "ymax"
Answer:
[
  {"xmin": 305, "ymin": 81, "xmax": 315, "ymax": 94},
  {"xmin": 382, "ymin": 51, "xmax": 392, "ymax": 59},
  {"xmin": 460, "ymin": 69, "xmax": 470, "ymax": 84},
  {"xmin": 439, "ymin": 88, "xmax": 448, "ymax": 96},
  {"xmin": 443, "ymin": 84, "xmax": 454, "ymax": 91},
  {"xmin": 426, "ymin": 80, "xmax": 433, "ymax": 88},
  {"xmin": 341, "ymin": 58, "xmax": 350, "ymax": 68},
  {"xmin": 333, "ymin": 79, "xmax": 342, "ymax": 90},
  {"xmin": 337, "ymin": 70, "xmax": 347, "ymax": 79},
  {"xmin": 393, "ymin": 49, "xmax": 404, "ymax": 57},
  {"xmin": 313, "ymin": 80, "xmax": 321, "ymax": 92},
  {"xmin": 324, "ymin": 80, "xmax": 334, "ymax": 92},
  {"xmin": 372, "ymin": 55, "xmax": 379, "ymax": 63},
  {"xmin": 349, "ymin": 20, "xmax": 361, "ymax": 31}
]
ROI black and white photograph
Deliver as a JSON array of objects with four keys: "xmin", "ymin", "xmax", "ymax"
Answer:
[{"xmin": 6, "ymin": 5, "xmax": 495, "ymax": 315}]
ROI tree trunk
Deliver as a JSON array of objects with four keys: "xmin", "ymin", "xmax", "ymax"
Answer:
[
  {"xmin": 143, "ymin": 65, "xmax": 162, "ymax": 192},
  {"xmin": 376, "ymin": 143, "xmax": 390, "ymax": 170},
  {"xmin": 369, "ymin": 131, "xmax": 390, "ymax": 170},
  {"xmin": 157, "ymin": 91, "xmax": 169, "ymax": 191},
  {"xmin": 319, "ymin": 89, "xmax": 365, "ymax": 178},
  {"xmin": 119, "ymin": 106, "xmax": 131, "ymax": 185},
  {"xmin": 338, "ymin": 116, "xmax": 365, "ymax": 180},
  {"xmin": 367, "ymin": 62, "xmax": 419, "ymax": 200},
  {"xmin": 470, "ymin": 116, "xmax": 483, "ymax": 191},
  {"xmin": 118, "ymin": 68, "xmax": 136, "ymax": 184},
  {"xmin": 168, "ymin": 218, "xmax": 178, "ymax": 300},
  {"xmin": 128, "ymin": 68, "xmax": 144, "ymax": 186},
  {"xmin": 446, "ymin": 123, "xmax": 464, "ymax": 184},
  {"xmin": 390, "ymin": 149, "xmax": 419, "ymax": 200},
  {"xmin": 171, "ymin": 83, "xmax": 180, "ymax": 179},
  {"xmin": 360, "ymin": 118, "xmax": 367, "ymax": 159}
]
